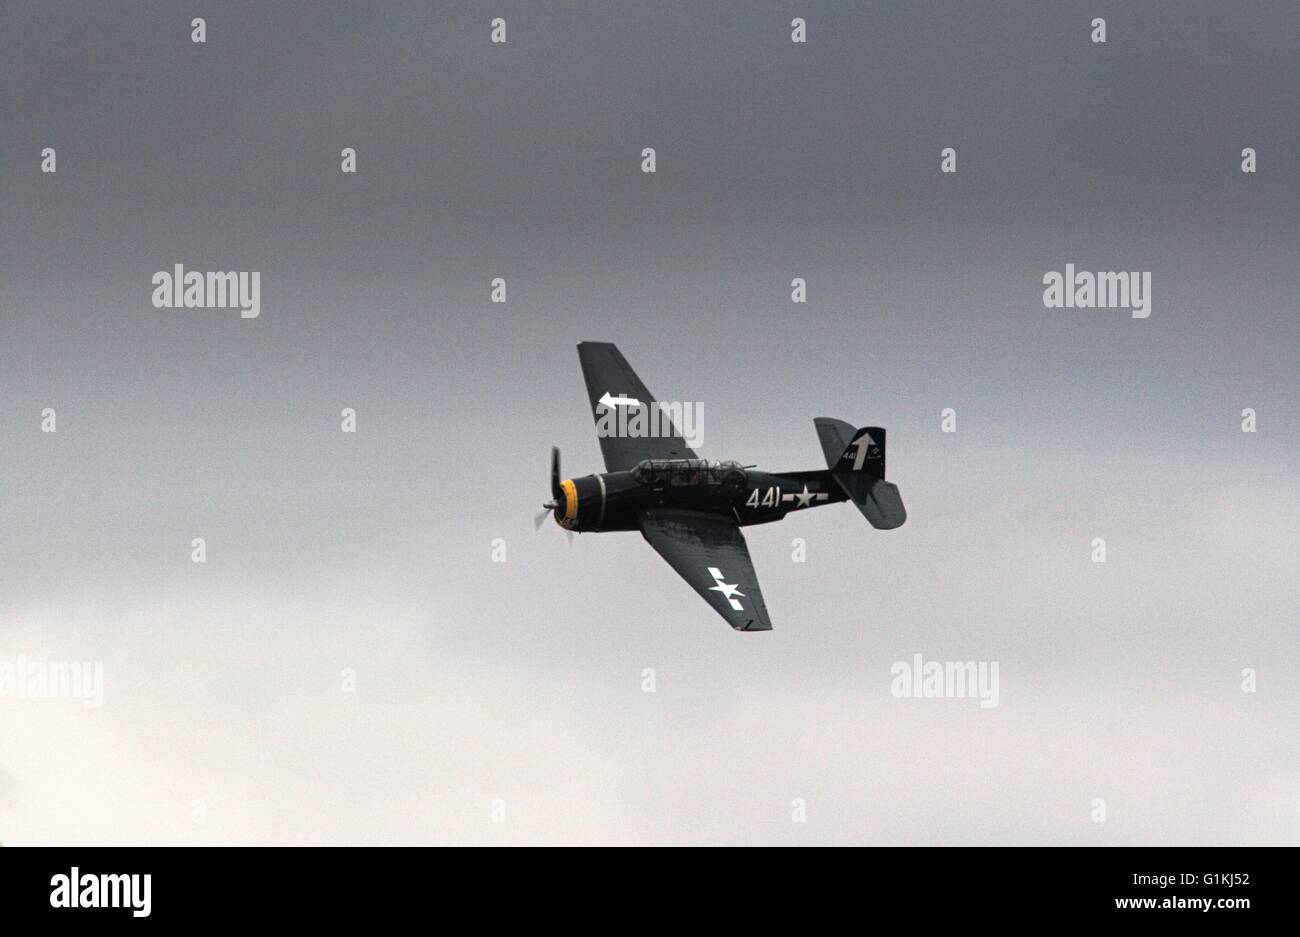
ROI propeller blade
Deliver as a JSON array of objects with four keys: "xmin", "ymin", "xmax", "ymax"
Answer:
[
  {"xmin": 550, "ymin": 446, "xmax": 562, "ymax": 501},
  {"xmin": 533, "ymin": 507, "xmax": 552, "ymax": 531}
]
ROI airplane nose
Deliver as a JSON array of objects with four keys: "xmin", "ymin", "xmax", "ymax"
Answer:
[{"xmin": 555, "ymin": 479, "xmax": 577, "ymax": 529}]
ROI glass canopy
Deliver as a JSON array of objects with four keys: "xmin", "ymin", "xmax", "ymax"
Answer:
[{"xmin": 630, "ymin": 459, "xmax": 748, "ymax": 488}]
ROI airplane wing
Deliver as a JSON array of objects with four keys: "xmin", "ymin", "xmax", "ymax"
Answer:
[
  {"xmin": 577, "ymin": 341, "xmax": 699, "ymax": 471},
  {"xmin": 639, "ymin": 508, "xmax": 773, "ymax": 632}
]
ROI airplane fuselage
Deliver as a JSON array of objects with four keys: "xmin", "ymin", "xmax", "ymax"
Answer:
[{"xmin": 554, "ymin": 460, "xmax": 847, "ymax": 533}]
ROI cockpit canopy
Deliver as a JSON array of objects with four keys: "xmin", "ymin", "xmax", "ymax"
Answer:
[{"xmin": 631, "ymin": 458, "xmax": 748, "ymax": 489}]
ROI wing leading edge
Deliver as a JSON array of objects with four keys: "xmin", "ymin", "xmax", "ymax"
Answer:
[
  {"xmin": 639, "ymin": 508, "xmax": 773, "ymax": 632},
  {"xmin": 577, "ymin": 341, "xmax": 698, "ymax": 471}
]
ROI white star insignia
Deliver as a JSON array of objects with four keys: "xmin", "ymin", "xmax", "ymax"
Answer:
[
  {"xmin": 794, "ymin": 484, "xmax": 815, "ymax": 507},
  {"xmin": 707, "ymin": 566, "xmax": 745, "ymax": 610}
]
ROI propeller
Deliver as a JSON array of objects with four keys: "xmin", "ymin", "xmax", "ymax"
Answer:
[
  {"xmin": 535, "ymin": 446, "xmax": 573, "ymax": 544},
  {"xmin": 550, "ymin": 445, "xmax": 562, "ymax": 502},
  {"xmin": 536, "ymin": 446, "xmax": 561, "ymax": 524}
]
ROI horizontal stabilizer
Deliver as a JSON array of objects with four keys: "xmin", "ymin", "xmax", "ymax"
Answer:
[
  {"xmin": 827, "ymin": 473, "xmax": 907, "ymax": 529},
  {"xmin": 814, "ymin": 417, "xmax": 857, "ymax": 469}
]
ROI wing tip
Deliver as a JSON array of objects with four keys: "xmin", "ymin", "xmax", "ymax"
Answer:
[{"xmin": 733, "ymin": 604, "xmax": 774, "ymax": 632}]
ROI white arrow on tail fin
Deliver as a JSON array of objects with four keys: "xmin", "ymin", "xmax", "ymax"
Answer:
[
  {"xmin": 850, "ymin": 432, "xmax": 876, "ymax": 471},
  {"xmin": 598, "ymin": 392, "xmax": 642, "ymax": 409}
]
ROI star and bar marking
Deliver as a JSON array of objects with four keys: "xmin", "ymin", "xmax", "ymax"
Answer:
[
  {"xmin": 781, "ymin": 484, "xmax": 830, "ymax": 508},
  {"xmin": 707, "ymin": 567, "xmax": 745, "ymax": 610}
]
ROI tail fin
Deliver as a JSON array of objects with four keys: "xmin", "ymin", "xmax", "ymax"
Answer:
[
  {"xmin": 813, "ymin": 417, "xmax": 906, "ymax": 530},
  {"xmin": 814, "ymin": 418, "xmax": 886, "ymax": 477}
]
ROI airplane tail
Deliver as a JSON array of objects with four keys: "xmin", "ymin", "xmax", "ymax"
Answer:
[{"xmin": 813, "ymin": 417, "xmax": 906, "ymax": 530}]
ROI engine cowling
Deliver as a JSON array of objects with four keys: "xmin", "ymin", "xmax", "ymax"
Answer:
[{"xmin": 553, "ymin": 475, "xmax": 604, "ymax": 531}]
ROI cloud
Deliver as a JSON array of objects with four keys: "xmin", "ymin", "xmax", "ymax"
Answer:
[{"xmin": 2, "ymin": 585, "xmax": 1293, "ymax": 845}]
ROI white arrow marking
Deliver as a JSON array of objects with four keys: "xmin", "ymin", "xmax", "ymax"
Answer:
[
  {"xmin": 850, "ymin": 433, "xmax": 876, "ymax": 471},
  {"xmin": 598, "ymin": 392, "xmax": 642, "ymax": 409}
]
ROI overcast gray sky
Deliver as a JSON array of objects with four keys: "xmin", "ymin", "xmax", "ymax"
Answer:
[{"xmin": 1, "ymin": 1, "xmax": 1296, "ymax": 844}]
